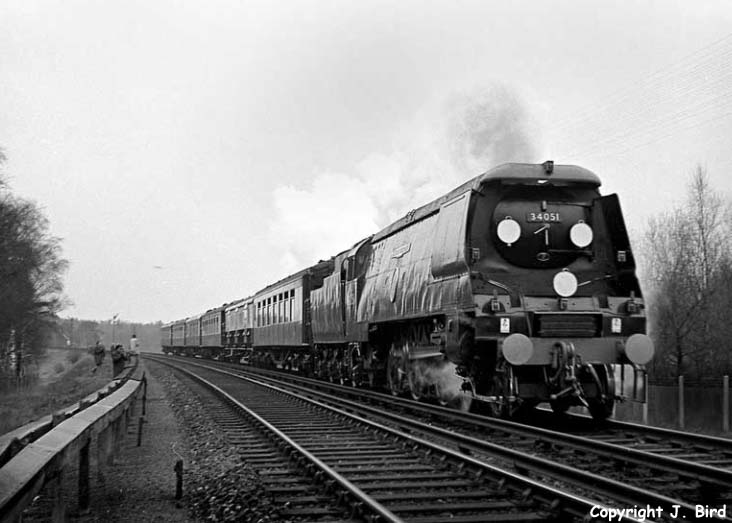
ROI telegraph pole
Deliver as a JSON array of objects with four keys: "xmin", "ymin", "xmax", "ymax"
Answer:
[{"xmin": 112, "ymin": 313, "xmax": 119, "ymax": 345}]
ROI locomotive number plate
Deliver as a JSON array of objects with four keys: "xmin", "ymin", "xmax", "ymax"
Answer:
[{"xmin": 526, "ymin": 212, "xmax": 561, "ymax": 223}]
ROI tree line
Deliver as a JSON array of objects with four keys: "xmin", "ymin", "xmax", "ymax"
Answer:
[
  {"xmin": 641, "ymin": 166, "xmax": 732, "ymax": 380},
  {"xmin": 46, "ymin": 317, "xmax": 162, "ymax": 353},
  {"xmin": 0, "ymin": 148, "xmax": 67, "ymax": 374}
]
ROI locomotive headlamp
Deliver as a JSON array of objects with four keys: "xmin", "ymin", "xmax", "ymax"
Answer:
[
  {"xmin": 553, "ymin": 269, "xmax": 578, "ymax": 297},
  {"xmin": 497, "ymin": 217, "xmax": 521, "ymax": 246},
  {"xmin": 569, "ymin": 221, "xmax": 593, "ymax": 248},
  {"xmin": 502, "ymin": 333, "xmax": 534, "ymax": 365},
  {"xmin": 624, "ymin": 333, "xmax": 654, "ymax": 365}
]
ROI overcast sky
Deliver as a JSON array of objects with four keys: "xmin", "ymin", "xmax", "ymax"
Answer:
[{"xmin": 2, "ymin": 1, "xmax": 732, "ymax": 323}]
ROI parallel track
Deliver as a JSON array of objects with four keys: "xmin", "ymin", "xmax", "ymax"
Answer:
[
  {"xmin": 534, "ymin": 408, "xmax": 732, "ymax": 470},
  {"xmin": 147, "ymin": 356, "xmax": 630, "ymax": 522}
]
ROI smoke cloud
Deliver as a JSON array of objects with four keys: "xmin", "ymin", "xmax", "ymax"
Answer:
[{"xmin": 269, "ymin": 83, "xmax": 540, "ymax": 272}]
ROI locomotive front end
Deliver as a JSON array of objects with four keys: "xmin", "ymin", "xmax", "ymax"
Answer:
[{"xmin": 464, "ymin": 162, "xmax": 653, "ymax": 419}]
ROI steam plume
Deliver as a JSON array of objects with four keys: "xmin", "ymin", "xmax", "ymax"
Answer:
[{"xmin": 270, "ymin": 83, "xmax": 540, "ymax": 271}]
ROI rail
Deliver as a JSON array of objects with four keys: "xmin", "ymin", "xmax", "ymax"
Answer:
[{"xmin": 0, "ymin": 364, "xmax": 146, "ymax": 522}]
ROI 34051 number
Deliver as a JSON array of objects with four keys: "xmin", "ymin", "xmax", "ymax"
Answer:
[{"xmin": 526, "ymin": 212, "xmax": 561, "ymax": 222}]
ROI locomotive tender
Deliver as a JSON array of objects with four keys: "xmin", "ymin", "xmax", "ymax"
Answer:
[{"xmin": 161, "ymin": 161, "xmax": 653, "ymax": 419}]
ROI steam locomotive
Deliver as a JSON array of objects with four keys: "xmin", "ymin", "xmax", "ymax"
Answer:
[{"xmin": 161, "ymin": 161, "xmax": 653, "ymax": 420}]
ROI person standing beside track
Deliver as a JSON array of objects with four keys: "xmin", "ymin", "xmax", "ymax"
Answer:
[
  {"xmin": 92, "ymin": 340, "xmax": 106, "ymax": 372},
  {"xmin": 129, "ymin": 333, "xmax": 140, "ymax": 363},
  {"xmin": 111, "ymin": 344, "xmax": 127, "ymax": 377}
]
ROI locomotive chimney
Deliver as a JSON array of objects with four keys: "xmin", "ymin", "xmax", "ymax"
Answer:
[{"xmin": 542, "ymin": 160, "xmax": 554, "ymax": 175}]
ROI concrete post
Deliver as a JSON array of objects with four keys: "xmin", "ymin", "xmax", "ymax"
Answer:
[
  {"xmin": 78, "ymin": 439, "xmax": 90, "ymax": 511},
  {"xmin": 97, "ymin": 425, "xmax": 111, "ymax": 484},
  {"xmin": 678, "ymin": 375, "xmax": 685, "ymax": 430},
  {"xmin": 112, "ymin": 418, "xmax": 123, "ymax": 464},
  {"xmin": 142, "ymin": 376, "xmax": 148, "ymax": 416},
  {"xmin": 50, "ymin": 469, "xmax": 65, "ymax": 523},
  {"xmin": 137, "ymin": 417, "xmax": 144, "ymax": 447},
  {"xmin": 175, "ymin": 459, "xmax": 184, "ymax": 499},
  {"xmin": 723, "ymin": 375, "xmax": 729, "ymax": 433},
  {"xmin": 642, "ymin": 371, "xmax": 648, "ymax": 425}
]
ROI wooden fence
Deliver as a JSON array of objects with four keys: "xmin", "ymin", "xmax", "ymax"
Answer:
[{"xmin": 615, "ymin": 375, "xmax": 731, "ymax": 433}]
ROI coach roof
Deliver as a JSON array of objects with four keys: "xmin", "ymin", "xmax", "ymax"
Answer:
[{"xmin": 372, "ymin": 162, "xmax": 601, "ymax": 243}]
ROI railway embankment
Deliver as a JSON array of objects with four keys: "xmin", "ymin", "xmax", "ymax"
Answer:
[
  {"xmin": 46, "ymin": 364, "xmax": 194, "ymax": 522},
  {"xmin": 2, "ymin": 357, "xmax": 276, "ymax": 522},
  {"xmin": 50, "ymin": 359, "xmax": 275, "ymax": 522}
]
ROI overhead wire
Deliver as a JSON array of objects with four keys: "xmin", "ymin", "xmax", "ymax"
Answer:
[
  {"xmin": 548, "ymin": 35, "xmax": 732, "ymax": 161},
  {"xmin": 551, "ymin": 32, "xmax": 732, "ymax": 135},
  {"xmin": 554, "ymin": 49, "xmax": 732, "ymax": 147}
]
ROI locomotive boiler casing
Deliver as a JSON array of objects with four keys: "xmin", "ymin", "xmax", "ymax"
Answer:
[{"xmin": 356, "ymin": 181, "xmax": 476, "ymax": 360}]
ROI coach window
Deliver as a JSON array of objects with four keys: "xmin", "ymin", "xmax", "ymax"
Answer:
[{"xmin": 289, "ymin": 290, "xmax": 294, "ymax": 321}]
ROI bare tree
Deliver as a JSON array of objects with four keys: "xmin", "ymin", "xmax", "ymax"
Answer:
[{"xmin": 643, "ymin": 166, "xmax": 731, "ymax": 378}]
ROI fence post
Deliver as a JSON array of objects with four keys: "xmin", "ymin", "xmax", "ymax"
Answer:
[
  {"xmin": 724, "ymin": 375, "xmax": 729, "ymax": 433},
  {"xmin": 678, "ymin": 375, "xmax": 685, "ymax": 430},
  {"xmin": 50, "ymin": 469, "xmax": 65, "ymax": 523},
  {"xmin": 97, "ymin": 425, "xmax": 110, "ymax": 484},
  {"xmin": 642, "ymin": 371, "xmax": 648, "ymax": 425},
  {"xmin": 142, "ymin": 375, "xmax": 148, "ymax": 416},
  {"xmin": 78, "ymin": 438, "xmax": 90, "ymax": 511},
  {"xmin": 175, "ymin": 459, "xmax": 184, "ymax": 499},
  {"xmin": 137, "ymin": 416, "xmax": 145, "ymax": 447}
]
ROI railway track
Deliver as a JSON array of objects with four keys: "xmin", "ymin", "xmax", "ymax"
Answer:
[
  {"xmin": 149, "ymin": 355, "xmax": 732, "ymax": 521},
  {"xmin": 533, "ymin": 408, "xmax": 732, "ymax": 471},
  {"xmin": 146, "ymin": 356, "xmax": 636, "ymax": 522}
]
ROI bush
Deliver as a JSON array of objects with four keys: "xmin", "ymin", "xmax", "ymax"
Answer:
[
  {"xmin": 53, "ymin": 362, "xmax": 65, "ymax": 374},
  {"xmin": 66, "ymin": 351, "xmax": 81, "ymax": 365}
]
